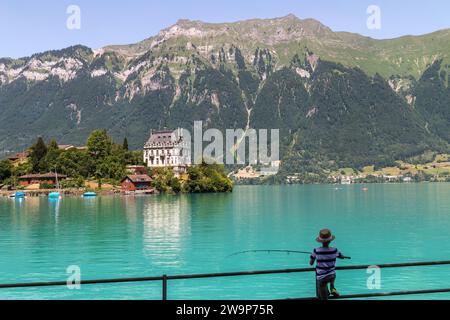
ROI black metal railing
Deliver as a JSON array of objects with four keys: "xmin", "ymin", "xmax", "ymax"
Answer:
[{"xmin": 1, "ymin": 260, "xmax": 450, "ymax": 300}]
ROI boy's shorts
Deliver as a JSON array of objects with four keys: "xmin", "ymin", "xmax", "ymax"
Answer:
[{"xmin": 316, "ymin": 274, "xmax": 336, "ymax": 300}]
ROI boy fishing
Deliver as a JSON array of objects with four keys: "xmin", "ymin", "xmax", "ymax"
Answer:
[{"xmin": 310, "ymin": 229, "xmax": 351, "ymax": 300}]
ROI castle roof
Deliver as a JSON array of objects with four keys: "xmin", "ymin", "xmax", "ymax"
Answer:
[{"xmin": 144, "ymin": 130, "xmax": 184, "ymax": 148}]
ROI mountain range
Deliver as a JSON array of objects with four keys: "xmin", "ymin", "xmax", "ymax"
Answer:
[{"xmin": 1, "ymin": 14, "xmax": 449, "ymax": 176}]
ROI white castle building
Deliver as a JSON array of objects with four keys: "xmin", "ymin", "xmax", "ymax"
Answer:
[{"xmin": 143, "ymin": 129, "xmax": 191, "ymax": 176}]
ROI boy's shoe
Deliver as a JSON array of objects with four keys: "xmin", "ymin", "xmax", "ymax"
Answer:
[{"xmin": 330, "ymin": 288, "xmax": 340, "ymax": 298}]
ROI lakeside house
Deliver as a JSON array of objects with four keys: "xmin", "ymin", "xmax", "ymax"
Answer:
[
  {"xmin": 232, "ymin": 161, "xmax": 281, "ymax": 180},
  {"xmin": 8, "ymin": 152, "xmax": 29, "ymax": 162},
  {"xmin": 19, "ymin": 173, "xmax": 67, "ymax": 187},
  {"xmin": 126, "ymin": 165, "xmax": 148, "ymax": 175},
  {"xmin": 340, "ymin": 176, "xmax": 355, "ymax": 185},
  {"xmin": 383, "ymin": 175, "xmax": 401, "ymax": 182},
  {"xmin": 120, "ymin": 175, "xmax": 153, "ymax": 192},
  {"xmin": 143, "ymin": 129, "xmax": 191, "ymax": 178}
]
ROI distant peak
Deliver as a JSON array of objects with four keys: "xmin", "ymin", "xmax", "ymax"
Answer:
[
  {"xmin": 170, "ymin": 14, "xmax": 330, "ymax": 32},
  {"xmin": 280, "ymin": 13, "xmax": 300, "ymax": 20},
  {"xmin": 175, "ymin": 18, "xmax": 192, "ymax": 25}
]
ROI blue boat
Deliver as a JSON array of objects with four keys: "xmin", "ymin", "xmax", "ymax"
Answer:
[
  {"xmin": 48, "ymin": 192, "xmax": 61, "ymax": 199},
  {"xmin": 15, "ymin": 192, "xmax": 25, "ymax": 198},
  {"xmin": 83, "ymin": 192, "xmax": 97, "ymax": 198},
  {"xmin": 48, "ymin": 170, "xmax": 62, "ymax": 200}
]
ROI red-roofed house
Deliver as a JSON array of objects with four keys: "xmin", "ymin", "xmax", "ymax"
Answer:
[{"xmin": 120, "ymin": 175, "xmax": 153, "ymax": 192}]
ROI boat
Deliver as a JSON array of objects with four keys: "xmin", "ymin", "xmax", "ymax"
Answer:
[
  {"xmin": 48, "ymin": 169, "xmax": 61, "ymax": 199},
  {"xmin": 14, "ymin": 192, "xmax": 25, "ymax": 198},
  {"xmin": 83, "ymin": 192, "xmax": 97, "ymax": 198},
  {"xmin": 48, "ymin": 192, "xmax": 61, "ymax": 199}
]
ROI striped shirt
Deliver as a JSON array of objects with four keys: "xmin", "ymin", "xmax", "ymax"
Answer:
[{"xmin": 311, "ymin": 247, "xmax": 342, "ymax": 280}]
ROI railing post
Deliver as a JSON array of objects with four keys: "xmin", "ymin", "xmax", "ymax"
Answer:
[{"xmin": 162, "ymin": 275, "xmax": 168, "ymax": 301}]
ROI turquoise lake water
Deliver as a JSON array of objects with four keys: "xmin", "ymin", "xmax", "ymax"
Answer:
[{"xmin": 1, "ymin": 184, "xmax": 450, "ymax": 300}]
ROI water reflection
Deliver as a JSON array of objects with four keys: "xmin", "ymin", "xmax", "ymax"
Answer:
[
  {"xmin": 12, "ymin": 196, "xmax": 25, "ymax": 212},
  {"xmin": 123, "ymin": 196, "xmax": 138, "ymax": 223},
  {"xmin": 141, "ymin": 196, "xmax": 191, "ymax": 268},
  {"xmin": 17, "ymin": 197, "xmax": 43, "ymax": 226},
  {"xmin": 48, "ymin": 198, "xmax": 61, "ymax": 224}
]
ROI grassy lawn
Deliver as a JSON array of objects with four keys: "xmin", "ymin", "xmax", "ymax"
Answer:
[{"xmin": 332, "ymin": 154, "xmax": 450, "ymax": 179}]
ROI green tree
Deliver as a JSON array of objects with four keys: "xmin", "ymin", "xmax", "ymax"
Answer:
[
  {"xmin": 149, "ymin": 167, "xmax": 186, "ymax": 194},
  {"xmin": 40, "ymin": 139, "xmax": 61, "ymax": 172},
  {"xmin": 6, "ymin": 162, "xmax": 32, "ymax": 187},
  {"xmin": 123, "ymin": 137, "xmax": 129, "ymax": 151},
  {"xmin": 187, "ymin": 163, "xmax": 233, "ymax": 193},
  {"xmin": 57, "ymin": 149, "xmax": 95, "ymax": 178},
  {"xmin": 60, "ymin": 176, "xmax": 85, "ymax": 189},
  {"xmin": 87, "ymin": 130, "xmax": 112, "ymax": 159},
  {"xmin": 48, "ymin": 139, "xmax": 58, "ymax": 150},
  {"xmin": 30, "ymin": 137, "xmax": 48, "ymax": 173},
  {"xmin": 96, "ymin": 156, "xmax": 125, "ymax": 180},
  {"xmin": 0, "ymin": 160, "xmax": 12, "ymax": 183},
  {"xmin": 126, "ymin": 150, "xmax": 144, "ymax": 166},
  {"xmin": 169, "ymin": 177, "xmax": 182, "ymax": 193}
]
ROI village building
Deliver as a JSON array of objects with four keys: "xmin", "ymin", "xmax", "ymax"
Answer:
[
  {"xmin": 383, "ymin": 175, "xmax": 400, "ymax": 183},
  {"xmin": 143, "ymin": 129, "xmax": 191, "ymax": 177},
  {"xmin": 126, "ymin": 165, "xmax": 148, "ymax": 175},
  {"xmin": 232, "ymin": 166, "xmax": 260, "ymax": 180},
  {"xmin": 19, "ymin": 173, "xmax": 67, "ymax": 187},
  {"xmin": 286, "ymin": 174, "xmax": 302, "ymax": 184},
  {"xmin": 7, "ymin": 152, "xmax": 29, "ymax": 164},
  {"xmin": 120, "ymin": 175, "xmax": 153, "ymax": 192},
  {"xmin": 340, "ymin": 176, "xmax": 354, "ymax": 185}
]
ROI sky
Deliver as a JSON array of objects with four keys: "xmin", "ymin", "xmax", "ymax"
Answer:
[{"xmin": 1, "ymin": 0, "xmax": 450, "ymax": 58}]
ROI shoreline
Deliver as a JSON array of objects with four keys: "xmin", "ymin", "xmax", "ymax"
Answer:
[
  {"xmin": 234, "ymin": 180, "xmax": 450, "ymax": 186},
  {"xmin": 3, "ymin": 181, "xmax": 449, "ymax": 198},
  {"xmin": 0, "ymin": 189, "xmax": 121, "ymax": 198}
]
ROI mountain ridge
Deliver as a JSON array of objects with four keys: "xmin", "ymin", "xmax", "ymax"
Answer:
[
  {"xmin": 2, "ymin": 14, "xmax": 449, "ymax": 84},
  {"xmin": 0, "ymin": 15, "xmax": 449, "ymax": 179}
]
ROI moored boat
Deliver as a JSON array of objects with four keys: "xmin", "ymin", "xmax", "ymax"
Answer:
[
  {"xmin": 83, "ymin": 192, "xmax": 97, "ymax": 198},
  {"xmin": 48, "ymin": 192, "xmax": 61, "ymax": 199},
  {"xmin": 48, "ymin": 169, "xmax": 62, "ymax": 199},
  {"xmin": 14, "ymin": 192, "xmax": 25, "ymax": 198}
]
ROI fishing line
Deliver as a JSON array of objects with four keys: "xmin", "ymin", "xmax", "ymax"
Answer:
[{"xmin": 227, "ymin": 250, "xmax": 312, "ymax": 258}]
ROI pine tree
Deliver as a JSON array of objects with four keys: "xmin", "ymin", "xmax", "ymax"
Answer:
[
  {"xmin": 48, "ymin": 139, "xmax": 59, "ymax": 150},
  {"xmin": 123, "ymin": 137, "xmax": 129, "ymax": 151},
  {"xmin": 30, "ymin": 137, "xmax": 48, "ymax": 173},
  {"xmin": 41, "ymin": 139, "xmax": 61, "ymax": 172},
  {"xmin": 0, "ymin": 160, "xmax": 12, "ymax": 183}
]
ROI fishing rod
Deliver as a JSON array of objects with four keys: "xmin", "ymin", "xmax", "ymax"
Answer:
[
  {"xmin": 227, "ymin": 250, "xmax": 312, "ymax": 258},
  {"xmin": 227, "ymin": 250, "xmax": 352, "ymax": 259}
]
